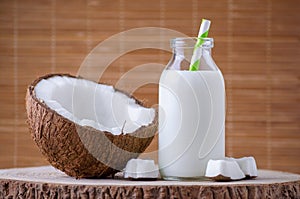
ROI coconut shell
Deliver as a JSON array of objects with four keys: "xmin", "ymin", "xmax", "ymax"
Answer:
[{"xmin": 25, "ymin": 74, "xmax": 158, "ymax": 178}]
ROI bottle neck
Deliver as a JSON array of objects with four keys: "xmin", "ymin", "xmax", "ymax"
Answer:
[
  {"xmin": 167, "ymin": 37, "xmax": 217, "ymax": 71},
  {"xmin": 171, "ymin": 37, "xmax": 214, "ymax": 48},
  {"xmin": 173, "ymin": 47, "xmax": 212, "ymax": 56},
  {"xmin": 171, "ymin": 37, "xmax": 213, "ymax": 57}
]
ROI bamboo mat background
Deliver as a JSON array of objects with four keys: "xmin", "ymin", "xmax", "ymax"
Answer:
[{"xmin": 0, "ymin": 0, "xmax": 299, "ymax": 174}]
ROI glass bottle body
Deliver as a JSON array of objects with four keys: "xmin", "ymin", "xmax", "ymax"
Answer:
[{"xmin": 158, "ymin": 37, "xmax": 225, "ymax": 180}]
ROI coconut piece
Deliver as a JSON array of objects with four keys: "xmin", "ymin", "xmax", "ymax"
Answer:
[
  {"xmin": 229, "ymin": 157, "xmax": 258, "ymax": 179},
  {"xmin": 124, "ymin": 159, "xmax": 159, "ymax": 180},
  {"xmin": 205, "ymin": 159, "xmax": 245, "ymax": 181},
  {"xmin": 26, "ymin": 74, "xmax": 158, "ymax": 178}
]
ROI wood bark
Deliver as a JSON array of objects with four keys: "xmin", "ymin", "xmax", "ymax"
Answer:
[{"xmin": 0, "ymin": 167, "xmax": 299, "ymax": 199}]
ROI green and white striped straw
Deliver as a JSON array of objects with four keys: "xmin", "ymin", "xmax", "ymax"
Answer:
[{"xmin": 189, "ymin": 19, "xmax": 211, "ymax": 71}]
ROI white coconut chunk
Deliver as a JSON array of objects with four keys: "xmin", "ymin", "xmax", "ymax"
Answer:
[
  {"xmin": 205, "ymin": 159, "xmax": 245, "ymax": 181},
  {"xmin": 228, "ymin": 157, "xmax": 258, "ymax": 178},
  {"xmin": 34, "ymin": 75, "xmax": 155, "ymax": 135},
  {"xmin": 124, "ymin": 159, "xmax": 159, "ymax": 179}
]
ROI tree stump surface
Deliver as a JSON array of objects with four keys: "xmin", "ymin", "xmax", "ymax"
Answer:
[{"xmin": 0, "ymin": 166, "xmax": 299, "ymax": 198}]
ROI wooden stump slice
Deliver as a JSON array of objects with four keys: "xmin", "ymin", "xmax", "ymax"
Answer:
[{"xmin": 0, "ymin": 166, "xmax": 299, "ymax": 198}]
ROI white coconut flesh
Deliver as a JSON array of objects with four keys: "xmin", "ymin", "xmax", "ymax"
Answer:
[
  {"xmin": 34, "ymin": 75, "xmax": 155, "ymax": 135},
  {"xmin": 228, "ymin": 157, "xmax": 258, "ymax": 177},
  {"xmin": 124, "ymin": 159, "xmax": 159, "ymax": 179},
  {"xmin": 205, "ymin": 159, "xmax": 246, "ymax": 180},
  {"xmin": 205, "ymin": 157, "xmax": 258, "ymax": 181}
]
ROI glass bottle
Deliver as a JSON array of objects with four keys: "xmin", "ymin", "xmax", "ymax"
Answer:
[{"xmin": 158, "ymin": 37, "xmax": 225, "ymax": 180}]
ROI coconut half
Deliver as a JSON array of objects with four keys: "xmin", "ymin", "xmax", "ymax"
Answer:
[{"xmin": 26, "ymin": 74, "xmax": 158, "ymax": 178}]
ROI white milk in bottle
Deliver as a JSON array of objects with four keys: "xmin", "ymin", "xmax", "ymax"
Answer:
[{"xmin": 158, "ymin": 37, "xmax": 225, "ymax": 180}]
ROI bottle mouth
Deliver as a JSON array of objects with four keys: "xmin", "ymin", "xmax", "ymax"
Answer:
[{"xmin": 170, "ymin": 37, "xmax": 214, "ymax": 49}]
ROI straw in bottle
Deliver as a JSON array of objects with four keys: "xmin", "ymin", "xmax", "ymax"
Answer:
[{"xmin": 189, "ymin": 19, "xmax": 211, "ymax": 71}]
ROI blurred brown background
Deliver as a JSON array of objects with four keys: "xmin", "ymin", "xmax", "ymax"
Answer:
[{"xmin": 0, "ymin": 0, "xmax": 299, "ymax": 173}]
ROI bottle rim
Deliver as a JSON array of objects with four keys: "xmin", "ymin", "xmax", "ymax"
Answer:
[{"xmin": 170, "ymin": 37, "xmax": 214, "ymax": 49}]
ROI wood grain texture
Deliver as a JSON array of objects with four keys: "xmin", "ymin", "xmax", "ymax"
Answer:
[
  {"xmin": 0, "ymin": 0, "xmax": 299, "ymax": 174},
  {"xmin": 0, "ymin": 166, "xmax": 299, "ymax": 199}
]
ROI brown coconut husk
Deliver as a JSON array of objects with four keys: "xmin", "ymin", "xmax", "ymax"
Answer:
[{"xmin": 25, "ymin": 74, "xmax": 158, "ymax": 178}]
